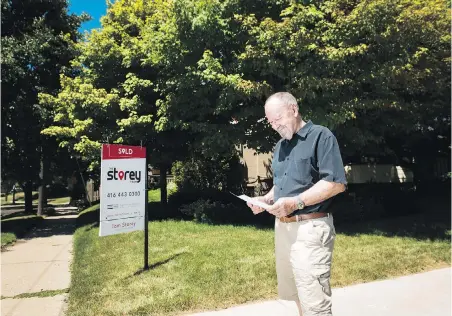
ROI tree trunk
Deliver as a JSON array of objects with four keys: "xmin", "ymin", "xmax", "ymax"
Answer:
[
  {"xmin": 160, "ymin": 164, "xmax": 168, "ymax": 206},
  {"xmin": 38, "ymin": 147, "xmax": 49, "ymax": 216},
  {"xmin": 38, "ymin": 184, "xmax": 44, "ymax": 216},
  {"xmin": 12, "ymin": 190, "xmax": 16, "ymax": 205},
  {"xmin": 23, "ymin": 181, "xmax": 34, "ymax": 213}
]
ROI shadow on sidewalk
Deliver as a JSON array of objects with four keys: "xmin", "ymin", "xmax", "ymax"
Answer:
[{"xmin": 24, "ymin": 217, "xmax": 76, "ymax": 239}]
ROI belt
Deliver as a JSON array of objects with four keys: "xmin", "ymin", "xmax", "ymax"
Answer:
[{"xmin": 279, "ymin": 212, "xmax": 330, "ymax": 223}]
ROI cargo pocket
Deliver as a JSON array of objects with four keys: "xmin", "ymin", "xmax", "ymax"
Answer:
[
  {"xmin": 318, "ymin": 270, "xmax": 332, "ymax": 297},
  {"xmin": 306, "ymin": 266, "xmax": 333, "ymax": 313},
  {"xmin": 295, "ymin": 265, "xmax": 333, "ymax": 314}
]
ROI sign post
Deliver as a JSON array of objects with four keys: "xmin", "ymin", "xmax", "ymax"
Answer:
[{"xmin": 144, "ymin": 149, "xmax": 149, "ymax": 270}]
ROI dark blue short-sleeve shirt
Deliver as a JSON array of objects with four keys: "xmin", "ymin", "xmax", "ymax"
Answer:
[{"xmin": 271, "ymin": 120, "xmax": 347, "ymax": 215}]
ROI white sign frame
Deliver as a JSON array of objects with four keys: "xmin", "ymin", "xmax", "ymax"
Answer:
[{"xmin": 99, "ymin": 144, "xmax": 146, "ymax": 237}]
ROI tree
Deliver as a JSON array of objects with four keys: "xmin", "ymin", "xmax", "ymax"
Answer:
[
  {"xmin": 141, "ymin": 0, "xmax": 450, "ymax": 163},
  {"xmin": 43, "ymin": 0, "xmax": 450, "ymax": 204},
  {"xmin": 1, "ymin": 0, "xmax": 87, "ymax": 213},
  {"xmin": 232, "ymin": 0, "xmax": 450, "ymax": 164},
  {"xmin": 40, "ymin": 0, "xmax": 227, "ymax": 204}
]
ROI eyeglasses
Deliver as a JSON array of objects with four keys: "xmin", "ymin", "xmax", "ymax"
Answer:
[{"xmin": 268, "ymin": 116, "xmax": 282, "ymax": 126}]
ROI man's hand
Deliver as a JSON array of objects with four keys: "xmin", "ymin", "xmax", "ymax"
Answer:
[
  {"xmin": 246, "ymin": 196, "xmax": 269, "ymax": 215},
  {"xmin": 266, "ymin": 197, "xmax": 297, "ymax": 218}
]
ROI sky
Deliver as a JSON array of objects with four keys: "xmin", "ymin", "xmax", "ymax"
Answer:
[{"xmin": 68, "ymin": 0, "xmax": 108, "ymax": 33}]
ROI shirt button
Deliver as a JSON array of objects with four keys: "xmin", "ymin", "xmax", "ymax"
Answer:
[
  {"xmin": 280, "ymin": 188, "xmax": 282, "ymax": 190},
  {"xmin": 284, "ymin": 173, "xmax": 287, "ymax": 175},
  {"xmin": 286, "ymin": 158, "xmax": 289, "ymax": 160}
]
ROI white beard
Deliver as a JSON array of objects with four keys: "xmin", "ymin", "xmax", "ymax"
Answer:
[{"xmin": 277, "ymin": 126, "xmax": 293, "ymax": 140}]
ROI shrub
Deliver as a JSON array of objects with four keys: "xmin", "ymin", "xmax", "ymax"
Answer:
[
  {"xmin": 168, "ymin": 188, "xmax": 233, "ymax": 210},
  {"xmin": 176, "ymin": 191, "xmax": 274, "ymax": 226},
  {"xmin": 180, "ymin": 198, "xmax": 254, "ymax": 224},
  {"xmin": 167, "ymin": 182, "xmax": 178, "ymax": 196},
  {"xmin": 171, "ymin": 154, "xmax": 245, "ymax": 193},
  {"xmin": 180, "ymin": 199, "xmax": 219, "ymax": 223},
  {"xmin": 331, "ymin": 183, "xmax": 420, "ymax": 224},
  {"xmin": 169, "ymin": 154, "xmax": 252, "ymax": 223}
]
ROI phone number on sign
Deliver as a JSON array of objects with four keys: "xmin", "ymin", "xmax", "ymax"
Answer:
[{"xmin": 106, "ymin": 191, "xmax": 141, "ymax": 198}]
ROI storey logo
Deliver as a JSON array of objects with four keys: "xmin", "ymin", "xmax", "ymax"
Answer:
[{"xmin": 107, "ymin": 167, "xmax": 141, "ymax": 182}]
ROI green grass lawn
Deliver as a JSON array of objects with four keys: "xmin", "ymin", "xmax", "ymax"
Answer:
[
  {"xmin": 1, "ymin": 215, "xmax": 44, "ymax": 248},
  {"xmin": 1, "ymin": 232, "xmax": 16, "ymax": 247},
  {"xmin": 48, "ymin": 196, "xmax": 70, "ymax": 205},
  {"xmin": 68, "ymin": 204, "xmax": 451, "ymax": 316},
  {"xmin": 1, "ymin": 191, "xmax": 38, "ymax": 205},
  {"xmin": 1, "ymin": 191, "xmax": 70, "ymax": 205}
]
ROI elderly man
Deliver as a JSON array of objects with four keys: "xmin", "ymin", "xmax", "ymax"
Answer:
[{"xmin": 247, "ymin": 92, "xmax": 347, "ymax": 316}]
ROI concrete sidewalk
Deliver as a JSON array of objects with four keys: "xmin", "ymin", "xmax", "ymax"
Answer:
[
  {"xmin": 1, "ymin": 215, "xmax": 76, "ymax": 316},
  {"xmin": 190, "ymin": 268, "xmax": 451, "ymax": 316}
]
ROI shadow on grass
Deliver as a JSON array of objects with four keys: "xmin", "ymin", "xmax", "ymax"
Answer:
[
  {"xmin": 189, "ymin": 202, "xmax": 451, "ymax": 241},
  {"xmin": 130, "ymin": 252, "xmax": 187, "ymax": 277},
  {"xmin": 77, "ymin": 203, "xmax": 101, "ymax": 229},
  {"xmin": 76, "ymin": 193, "xmax": 451, "ymax": 242},
  {"xmin": 1, "ymin": 211, "xmax": 33, "ymax": 220},
  {"xmin": 335, "ymin": 209, "xmax": 451, "ymax": 241}
]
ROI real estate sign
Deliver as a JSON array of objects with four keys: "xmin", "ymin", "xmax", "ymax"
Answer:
[{"xmin": 100, "ymin": 144, "xmax": 146, "ymax": 237}]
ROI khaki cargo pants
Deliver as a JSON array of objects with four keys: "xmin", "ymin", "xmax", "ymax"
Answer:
[{"xmin": 275, "ymin": 215, "xmax": 335, "ymax": 316}]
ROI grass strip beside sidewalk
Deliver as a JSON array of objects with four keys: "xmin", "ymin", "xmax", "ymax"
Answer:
[
  {"xmin": 1, "ymin": 289, "xmax": 69, "ymax": 300},
  {"xmin": 1, "ymin": 192, "xmax": 70, "ymax": 205},
  {"xmin": 1, "ymin": 233, "xmax": 16, "ymax": 247}
]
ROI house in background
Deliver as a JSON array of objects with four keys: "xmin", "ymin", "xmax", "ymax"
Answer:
[
  {"xmin": 238, "ymin": 145, "xmax": 273, "ymax": 193},
  {"xmin": 238, "ymin": 145, "xmax": 416, "ymax": 190}
]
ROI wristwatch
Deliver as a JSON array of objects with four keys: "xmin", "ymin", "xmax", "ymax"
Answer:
[{"xmin": 296, "ymin": 196, "xmax": 305, "ymax": 210}]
